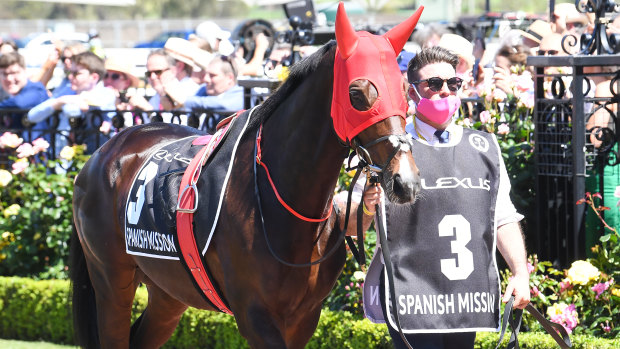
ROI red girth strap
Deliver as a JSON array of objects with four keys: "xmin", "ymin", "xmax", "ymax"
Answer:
[{"xmin": 176, "ymin": 142, "xmax": 233, "ymax": 315}]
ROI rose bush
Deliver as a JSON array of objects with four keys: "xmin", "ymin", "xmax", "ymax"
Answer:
[
  {"xmin": 502, "ymin": 241, "xmax": 618, "ymax": 338},
  {"xmin": 0, "ymin": 132, "xmax": 88, "ymax": 279}
]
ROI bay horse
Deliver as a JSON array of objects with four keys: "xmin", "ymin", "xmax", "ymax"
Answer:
[{"xmin": 70, "ymin": 3, "xmax": 423, "ymax": 348}]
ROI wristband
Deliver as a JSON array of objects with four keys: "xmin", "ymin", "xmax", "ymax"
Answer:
[{"xmin": 362, "ymin": 202, "xmax": 375, "ymax": 216}]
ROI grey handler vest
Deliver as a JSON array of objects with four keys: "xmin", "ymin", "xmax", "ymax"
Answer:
[{"xmin": 363, "ymin": 128, "xmax": 503, "ymax": 333}]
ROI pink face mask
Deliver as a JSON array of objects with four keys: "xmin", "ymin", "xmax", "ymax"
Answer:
[{"xmin": 411, "ymin": 84, "xmax": 461, "ymax": 125}]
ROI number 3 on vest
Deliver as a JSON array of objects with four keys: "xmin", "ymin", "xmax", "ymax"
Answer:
[{"xmin": 438, "ymin": 214, "xmax": 474, "ymax": 280}]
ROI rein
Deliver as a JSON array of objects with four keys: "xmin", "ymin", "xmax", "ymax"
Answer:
[
  {"xmin": 253, "ymin": 121, "xmax": 412, "ymax": 271},
  {"xmin": 255, "ymin": 125, "xmax": 333, "ymax": 222},
  {"xmin": 254, "ymin": 126, "xmax": 346, "ymax": 268},
  {"xmin": 344, "ymin": 133, "xmax": 413, "ymax": 270}
]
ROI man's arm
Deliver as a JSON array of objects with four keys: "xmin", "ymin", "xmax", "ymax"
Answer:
[
  {"xmin": 27, "ymin": 98, "xmax": 57, "ymax": 123},
  {"xmin": 496, "ymin": 221, "xmax": 530, "ymax": 309}
]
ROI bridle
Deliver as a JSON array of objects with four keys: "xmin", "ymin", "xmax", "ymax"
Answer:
[
  {"xmin": 254, "ymin": 123, "xmax": 412, "ymax": 268},
  {"xmin": 350, "ymin": 133, "xmax": 414, "ymax": 175}
]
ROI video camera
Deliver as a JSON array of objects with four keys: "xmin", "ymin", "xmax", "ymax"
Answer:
[{"xmin": 275, "ymin": 0, "xmax": 317, "ymax": 64}]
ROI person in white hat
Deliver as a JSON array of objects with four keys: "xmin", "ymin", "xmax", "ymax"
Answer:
[
  {"xmin": 128, "ymin": 49, "xmax": 197, "ymax": 114},
  {"xmin": 164, "ymin": 54, "xmax": 244, "ymax": 123},
  {"xmin": 164, "ymin": 38, "xmax": 201, "ymax": 96},
  {"xmin": 195, "ymin": 21, "xmax": 235, "ymax": 56},
  {"xmin": 103, "ymin": 56, "xmax": 140, "ymax": 110},
  {"xmin": 518, "ymin": 20, "xmax": 553, "ymax": 55}
]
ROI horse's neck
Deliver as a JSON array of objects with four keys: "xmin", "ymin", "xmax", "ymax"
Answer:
[{"xmin": 261, "ymin": 69, "xmax": 346, "ymax": 213}]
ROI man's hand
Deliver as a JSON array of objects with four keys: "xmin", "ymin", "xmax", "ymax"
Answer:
[
  {"xmin": 362, "ymin": 181, "xmax": 382, "ymax": 215},
  {"xmin": 128, "ymin": 94, "xmax": 153, "ymax": 111},
  {"xmin": 502, "ymin": 272, "xmax": 530, "ymax": 309}
]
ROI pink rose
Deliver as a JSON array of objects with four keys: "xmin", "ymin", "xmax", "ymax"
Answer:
[
  {"xmin": 522, "ymin": 93, "xmax": 535, "ymax": 109},
  {"xmin": 514, "ymin": 73, "xmax": 534, "ymax": 92},
  {"xmin": 16, "ymin": 143, "xmax": 35, "ymax": 158},
  {"xmin": 492, "ymin": 88, "xmax": 507, "ymax": 102},
  {"xmin": 559, "ymin": 280, "xmax": 572, "ymax": 293},
  {"xmin": 11, "ymin": 160, "xmax": 29, "ymax": 174},
  {"xmin": 31, "ymin": 138, "xmax": 50, "ymax": 154},
  {"xmin": 497, "ymin": 123, "xmax": 510, "ymax": 135},
  {"xmin": 479, "ymin": 110, "xmax": 491, "ymax": 124},
  {"xmin": 527, "ymin": 262, "xmax": 535, "ymax": 274},
  {"xmin": 0, "ymin": 132, "xmax": 23, "ymax": 148},
  {"xmin": 591, "ymin": 281, "xmax": 610, "ymax": 299}
]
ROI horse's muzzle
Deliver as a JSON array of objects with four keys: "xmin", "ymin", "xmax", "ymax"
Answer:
[{"xmin": 383, "ymin": 150, "xmax": 420, "ymax": 204}]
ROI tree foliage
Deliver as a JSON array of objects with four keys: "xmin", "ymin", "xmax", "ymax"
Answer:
[{"xmin": 0, "ymin": 0, "xmax": 249, "ymax": 20}]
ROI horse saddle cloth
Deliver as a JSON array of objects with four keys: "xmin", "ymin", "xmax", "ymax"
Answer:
[{"xmin": 124, "ymin": 109, "xmax": 253, "ymax": 259}]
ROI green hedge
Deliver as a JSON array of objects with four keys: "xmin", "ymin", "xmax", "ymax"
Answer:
[{"xmin": 1, "ymin": 277, "xmax": 618, "ymax": 348}]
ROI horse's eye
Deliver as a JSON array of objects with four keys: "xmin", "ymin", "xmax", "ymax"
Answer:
[{"xmin": 349, "ymin": 79, "xmax": 378, "ymax": 111}]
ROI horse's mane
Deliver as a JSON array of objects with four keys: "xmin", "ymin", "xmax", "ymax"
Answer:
[{"xmin": 246, "ymin": 40, "xmax": 337, "ymax": 132}]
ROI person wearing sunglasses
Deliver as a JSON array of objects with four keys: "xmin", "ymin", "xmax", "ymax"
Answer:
[
  {"xmin": 28, "ymin": 51, "xmax": 116, "ymax": 157},
  {"xmin": 537, "ymin": 32, "xmax": 578, "ymax": 99},
  {"xmin": 358, "ymin": 46, "xmax": 530, "ymax": 349},
  {"xmin": 128, "ymin": 49, "xmax": 183, "ymax": 115},
  {"xmin": 103, "ymin": 56, "xmax": 140, "ymax": 111},
  {"xmin": 164, "ymin": 54, "xmax": 243, "ymax": 126}
]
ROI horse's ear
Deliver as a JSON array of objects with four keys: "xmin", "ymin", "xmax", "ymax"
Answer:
[
  {"xmin": 335, "ymin": 1, "xmax": 359, "ymax": 60},
  {"xmin": 384, "ymin": 6, "xmax": 424, "ymax": 55}
]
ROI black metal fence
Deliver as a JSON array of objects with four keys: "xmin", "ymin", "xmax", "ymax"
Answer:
[
  {"xmin": 0, "ymin": 108, "xmax": 237, "ymax": 168},
  {"xmin": 528, "ymin": 55, "xmax": 620, "ymax": 267}
]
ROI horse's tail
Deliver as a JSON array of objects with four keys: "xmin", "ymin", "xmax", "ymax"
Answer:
[{"xmin": 69, "ymin": 223, "xmax": 100, "ymax": 348}]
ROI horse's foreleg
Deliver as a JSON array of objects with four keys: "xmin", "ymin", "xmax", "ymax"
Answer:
[
  {"xmin": 236, "ymin": 304, "xmax": 289, "ymax": 349},
  {"xmin": 284, "ymin": 305, "xmax": 323, "ymax": 349},
  {"xmin": 129, "ymin": 284, "xmax": 188, "ymax": 349}
]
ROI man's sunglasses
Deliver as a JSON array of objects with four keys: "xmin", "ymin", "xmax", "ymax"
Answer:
[
  {"xmin": 219, "ymin": 55, "xmax": 238, "ymax": 78},
  {"xmin": 144, "ymin": 68, "xmax": 169, "ymax": 79},
  {"xmin": 104, "ymin": 72, "xmax": 124, "ymax": 81},
  {"xmin": 538, "ymin": 49, "xmax": 558, "ymax": 56},
  {"xmin": 411, "ymin": 77, "xmax": 463, "ymax": 92}
]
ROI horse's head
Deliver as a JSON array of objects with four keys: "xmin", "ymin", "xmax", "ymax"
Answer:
[{"xmin": 331, "ymin": 2, "xmax": 423, "ymax": 204}]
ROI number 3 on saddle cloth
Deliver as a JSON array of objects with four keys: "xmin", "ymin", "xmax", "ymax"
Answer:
[{"xmin": 124, "ymin": 109, "xmax": 252, "ymax": 314}]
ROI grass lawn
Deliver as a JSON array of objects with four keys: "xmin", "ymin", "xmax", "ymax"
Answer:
[{"xmin": 0, "ymin": 339, "xmax": 77, "ymax": 349}]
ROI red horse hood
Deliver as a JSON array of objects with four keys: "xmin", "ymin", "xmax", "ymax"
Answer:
[{"xmin": 331, "ymin": 2, "xmax": 424, "ymax": 143}]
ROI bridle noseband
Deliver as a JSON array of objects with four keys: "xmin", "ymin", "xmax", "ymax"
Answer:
[{"xmin": 351, "ymin": 133, "xmax": 414, "ymax": 175}]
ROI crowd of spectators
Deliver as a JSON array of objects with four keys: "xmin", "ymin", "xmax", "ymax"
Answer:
[{"xmin": 0, "ymin": 3, "xmax": 618, "ymax": 158}]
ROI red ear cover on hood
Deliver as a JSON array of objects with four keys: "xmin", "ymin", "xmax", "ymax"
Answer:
[
  {"xmin": 335, "ymin": 2, "xmax": 359, "ymax": 60},
  {"xmin": 331, "ymin": 3, "xmax": 424, "ymax": 142}
]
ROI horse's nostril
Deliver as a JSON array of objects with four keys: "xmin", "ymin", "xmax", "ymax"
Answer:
[
  {"xmin": 391, "ymin": 172, "xmax": 418, "ymax": 203},
  {"xmin": 393, "ymin": 174, "xmax": 406, "ymax": 195}
]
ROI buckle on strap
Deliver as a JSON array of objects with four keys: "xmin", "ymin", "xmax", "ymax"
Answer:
[{"xmin": 176, "ymin": 184, "xmax": 199, "ymax": 213}]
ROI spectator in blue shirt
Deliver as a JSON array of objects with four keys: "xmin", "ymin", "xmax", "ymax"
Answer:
[
  {"xmin": 165, "ymin": 54, "xmax": 243, "ymax": 112},
  {"xmin": 27, "ymin": 51, "xmax": 115, "ymax": 156},
  {"xmin": 0, "ymin": 52, "xmax": 49, "ymax": 136}
]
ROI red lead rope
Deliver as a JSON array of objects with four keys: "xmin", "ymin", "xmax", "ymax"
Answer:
[{"xmin": 255, "ymin": 125, "xmax": 333, "ymax": 222}]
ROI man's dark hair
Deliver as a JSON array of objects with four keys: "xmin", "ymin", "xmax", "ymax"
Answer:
[
  {"xmin": 407, "ymin": 46, "xmax": 459, "ymax": 83},
  {"xmin": 0, "ymin": 52, "xmax": 25, "ymax": 70},
  {"xmin": 73, "ymin": 51, "xmax": 105, "ymax": 81}
]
